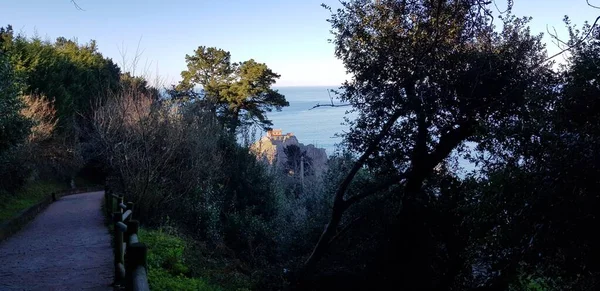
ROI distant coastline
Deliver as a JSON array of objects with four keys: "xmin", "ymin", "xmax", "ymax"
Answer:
[{"xmin": 264, "ymin": 86, "xmax": 355, "ymax": 155}]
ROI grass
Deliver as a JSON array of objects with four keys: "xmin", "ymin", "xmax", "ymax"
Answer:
[
  {"xmin": 138, "ymin": 228, "xmax": 224, "ymax": 291},
  {"xmin": 0, "ymin": 180, "xmax": 69, "ymax": 223}
]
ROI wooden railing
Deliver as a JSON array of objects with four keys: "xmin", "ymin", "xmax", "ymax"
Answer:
[{"xmin": 105, "ymin": 189, "xmax": 150, "ymax": 291}]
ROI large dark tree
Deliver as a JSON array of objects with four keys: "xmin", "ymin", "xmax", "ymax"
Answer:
[
  {"xmin": 298, "ymin": 0, "xmax": 552, "ymax": 289},
  {"xmin": 463, "ymin": 19, "xmax": 600, "ymax": 290}
]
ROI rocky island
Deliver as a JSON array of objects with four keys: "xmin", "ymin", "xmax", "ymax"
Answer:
[{"xmin": 251, "ymin": 129, "xmax": 328, "ymax": 176}]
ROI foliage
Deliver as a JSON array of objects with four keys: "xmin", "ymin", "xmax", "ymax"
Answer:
[
  {"xmin": 0, "ymin": 50, "xmax": 32, "ymax": 192},
  {"xmin": 458, "ymin": 19, "xmax": 600, "ymax": 290},
  {"xmin": 93, "ymin": 89, "xmax": 279, "ymax": 279},
  {"xmin": 286, "ymin": 2, "xmax": 600, "ymax": 291},
  {"xmin": 20, "ymin": 95, "xmax": 58, "ymax": 143},
  {"xmin": 0, "ymin": 25, "xmax": 121, "ymax": 192},
  {"xmin": 120, "ymin": 72, "xmax": 160, "ymax": 100},
  {"xmin": 4, "ymin": 4, "xmax": 600, "ymax": 290},
  {"xmin": 298, "ymin": 0, "xmax": 564, "ymax": 290},
  {"xmin": 0, "ymin": 49, "xmax": 30, "ymax": 154},
  {"xmin": 0, "ymin": 180, "xmax": 68, "ymax": 223},
  {"xmin": 283, "ymin": 144, "xmax": 313, "ymax": 177},
  {"xmin": 178, "ymin": 46, "xmax": 288, "ymax": 132},
  {"xmin": 140, "ymin": 228, "xmax": 224, "ymax": 291},
  {"xmin": 0, "ymin": 25, "xmax": 121, "ymax": 131}
]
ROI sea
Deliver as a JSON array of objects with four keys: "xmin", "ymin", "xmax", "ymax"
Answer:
[
  {"xmin": 268, "ymin": 87, "xmax": 475, "ymax": 174},
  {"xmin": 265, "ymin": 86, "xmax": 355, "ymax": 155}
]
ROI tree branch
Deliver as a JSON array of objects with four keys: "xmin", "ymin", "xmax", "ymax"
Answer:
[
  {"xmin": 426, "ymin": 119, "xmax": 476, "ymax": 170},
  {"xmin": 546, "ymin": 24, "xmax": 568, "ymax": 50},
  {"xmin": 343, "ymin": 173, "xmax": 407, "ymax": 207},
  {"xmin": 71, "ymin": 0, "xmax": 85, "ymax": 11},
  {"xmin": 300, "ymin": 107, "xmax": 404, "ymax": 278},
  {"xmin": 407, "ymin": 84, "xmax": 429, "ymax": 166},
  {"xmin": 542, "ymin": 16, "xmax": 600, "ymax": 64},
  {"xmin": 492, "ymin": 0, "xmax": 512, "ymax": 14},
  {"xmin": 328, "ymin": 215, "xmax": 366, "ymax": 245},
  {"xmin": 309, "ymin": 103, "xmax": 353, "ymax": 110}
]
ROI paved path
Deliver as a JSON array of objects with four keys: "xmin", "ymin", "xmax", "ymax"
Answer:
[{"xmin": 0, "ymin": 191, "xmax": 113, "ymax": 290}]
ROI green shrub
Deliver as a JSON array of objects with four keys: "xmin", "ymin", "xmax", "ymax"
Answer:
[
  {"xmin": 1, "ymin": 26, "xmax": 121, "ymax": 130},
  {"xmin": 94, "ymin": 96, "xmax": 280, "ymax": 269},
  {"xmin": 0, "ymin": 180, "xmax": 68, "ymax": 223},
  {"xmin": 0, "ymin": 50, "xmax": 30, "ymax": 155},
  {"xmin": 147, "ymin": 268, "xmax": 221, "ymax": 291},
  {"xmin": 139, "ymin": 228, "xmax": 223, "ymax": 291},
  {"xmin": 0, "ymin": 47, "xmax": 32, "ymax": 192}
]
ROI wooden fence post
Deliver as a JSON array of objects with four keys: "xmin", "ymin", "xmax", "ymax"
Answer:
[
  {"xmin": 117, "ymin": 195, "xmax": 124, "ymax": 214},
  {"xmin": 107, "ymin": 193, "xmax": 149, "ymax": 290},
  {"xmin": 126, "ymin": 219, "xmax": 138, "ymax": 245},
  {"xmin": 125, "ymin": 219, "xmax": 140, "ymax": 289},
  {"xmin": 126, "ymin": 242, "xmax": 149, "ymax": 291},
  {"xmin": 113, "ymin": 212, "xmax": 124, "ymax": 282},
  {"xmin": 126, "ymin": 202, "xmax": 134, "ymax": 215}
]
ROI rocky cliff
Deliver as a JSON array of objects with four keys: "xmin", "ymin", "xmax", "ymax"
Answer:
[{"xmin": 251, "ymin": 130, "xmax": 328, "ymax": 176}]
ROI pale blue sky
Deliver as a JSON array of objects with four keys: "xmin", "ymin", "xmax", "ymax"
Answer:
[{"xmin": 1, "ymin": 0, "xmax": 598, "ymax": 86}]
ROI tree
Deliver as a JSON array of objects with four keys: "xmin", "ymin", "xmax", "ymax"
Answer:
[
  {"xmin": 0, "ymin": 27, "xmax": 121, "ymax": 131},
  {"xmin": 178, "ymin": 46, "xmax": 288, "ymax": 132},
  {"xmin": 120, "ymin": 72, "xmax": 160, "ymax": 100},
  {"xmin": 299, "ymin": 0, "xmax": 551, "ymax": 288},
  {"xmin": 283, "ymin": 144, "xmax": 313, "ymax": 177},
  {"xmin": 0, "ymin": 45, "xmax": 32, "ymax": 191},
  {"xmin": 463, "ymin": 18, "xmax": 600, "ymax": 290},
  {"xmin": 0, "ymin": 51, "xmax": 30, "ymax": 153}
]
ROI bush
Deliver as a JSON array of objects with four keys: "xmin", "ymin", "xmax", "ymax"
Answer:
[
  {"xmin": 1, "ymin": 28, "xmax": 87, "ymax": 192},
  {"xmin": 0, "ymin": 180, "xmax": 68, "ymax": 223},
  {"xmin": 0, "ymin": 51, "xmax": 31, "ymax": 192},
  {"xmin": 93, "ymin": 93, "xmax": 279, "ymax": 272},
  {"xmin": 1, "ymin": 26, "xmax": 121, "ymax": 131},
  {"xmin": 140, "ymin": 228, "xmax": 223, "ymax": 291}
]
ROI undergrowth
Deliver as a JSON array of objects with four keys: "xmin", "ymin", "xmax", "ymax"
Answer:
[
  {"xmin": 139, "ymin": 228, "xmax": 225, "ymax": 291},
  {"xmin": 0, "ymin": 180, "xmax": 68, "ymax": 223}
]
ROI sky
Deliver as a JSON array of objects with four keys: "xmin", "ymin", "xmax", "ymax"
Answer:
[{"xmin": 1, "ymin": 0, "xmax": 599, "ymax": 87}]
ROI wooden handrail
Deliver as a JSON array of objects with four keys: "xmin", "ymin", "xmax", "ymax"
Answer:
[
  {"xmin": 122, "ymin": 210, "xmax": 132, "ymax": 221},
  {"xmin": 116, "ymin": 221, "xmax": 128, "ymax": 232},
  {"xmin": 129, "ymin": 233, "xmax": 139, "ymax": 245},
  {"xmin": 105, "ymin": 190, "xmax": 149, "ymax": 290}
]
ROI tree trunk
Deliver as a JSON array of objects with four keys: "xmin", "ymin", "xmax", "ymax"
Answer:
[{"xmin": 297, "ymin": 109, "xmax": 405, "ymax": 284}]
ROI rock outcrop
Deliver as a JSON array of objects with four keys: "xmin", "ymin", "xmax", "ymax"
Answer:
[{"xmin": 251, "ymin": 129, "xmax": 328, "ymax": 176}]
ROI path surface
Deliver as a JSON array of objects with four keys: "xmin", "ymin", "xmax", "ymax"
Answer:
[{"xmin": 0, "ymin": 191, "xmax": 113, "ymax": 290}]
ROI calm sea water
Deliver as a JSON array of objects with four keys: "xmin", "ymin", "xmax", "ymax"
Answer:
[
  {"xmin": 268, "ymin": 87, "xmax": 475, "ymax": 174},
  {"xmin": 266, "ymin": 86, "xmax": 355, "ymax": 155}
]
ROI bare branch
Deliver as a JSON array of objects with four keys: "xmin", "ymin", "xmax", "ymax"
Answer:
[
  {"xmin": 546, "ymin": 24, "xmax": 568, "ymax": 50},
  {"xmin": 588, "ymin": 0, "xmax": 600, "ymax": 9},
  {"xmin": 492, "ymin": 0, "xmax": 511, "ymax": 14},
  {"xmin": 310, "ymin": 89, "xmax": 353, "ymax": 109},
  {"xmin": 309, "ymin": 103, "xmax": 353, "ymax": 110},
  {"xmin": 543, "ymin": 16, "xmax": 600, "ymax": 63},
  {"xmin": 343, "ymin": 173, "xmax": 407, "ymax": 207},
  {"xmin": 71, "ymin": 0, "xmax": 85, "ymax": 11}
]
